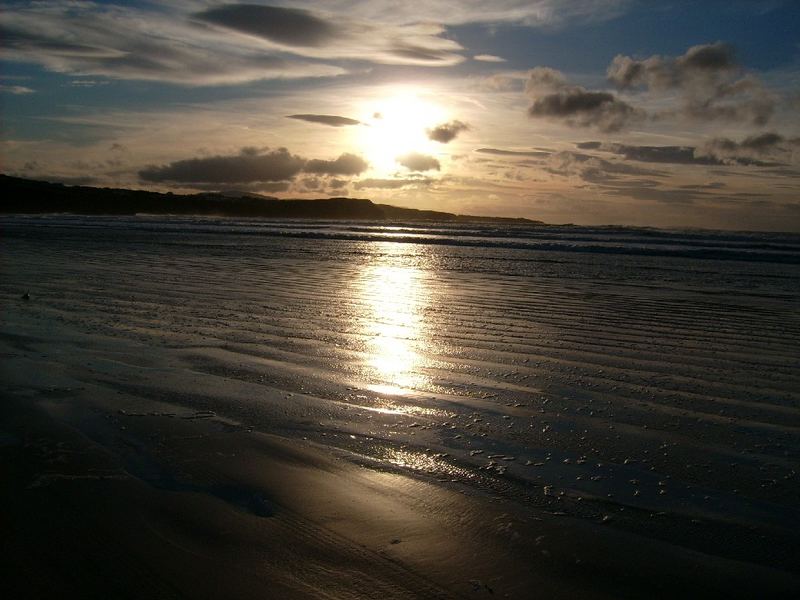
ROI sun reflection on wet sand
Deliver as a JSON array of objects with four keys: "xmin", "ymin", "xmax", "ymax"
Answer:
[{"xmin": 356, "ymin": 243, "xmax": 432, "ymax": 395}]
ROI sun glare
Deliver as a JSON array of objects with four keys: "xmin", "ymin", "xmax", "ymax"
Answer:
[{"xmin": 357, "ymin": 90, "xmax": 448, "ymax": 175}]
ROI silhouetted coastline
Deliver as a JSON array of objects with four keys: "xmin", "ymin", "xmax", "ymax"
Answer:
[{"xmin": 0, "ymin": 175, "xmax": 537, "ymax": 223}]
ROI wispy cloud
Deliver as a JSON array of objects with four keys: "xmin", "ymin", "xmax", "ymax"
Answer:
[
  {"xmin": 277, "ymin": 0, "xmax": 630, "ymax": 27},
  {"xmin": 476, "ymin": 148, "xmax": 552, "ymax": 157},
  {"xmin": 0, "ymin": 1, "xmax": 633, "ymax": 85},
  {"xmin": 0, "ymin": 3, "xmax": 344, "ymax": 85},
  {"xmin": 194, "ymin": 3, "xmax": 465, "ymax": 67},
  {"xmin": 0, "ymin": 84, "xmax": 34, "ymax": 94},
  {"xmin": 474, "ymin": 54, "xmax": 506, "ymax": 63},
  {"xmin": 354, "ymin": 177, "xmax": 434, "ymax": 189}
]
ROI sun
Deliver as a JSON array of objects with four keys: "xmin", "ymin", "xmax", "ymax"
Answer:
[{"xmin": 356, "ymin": 89, "xmax": 448, "ymax": 176}]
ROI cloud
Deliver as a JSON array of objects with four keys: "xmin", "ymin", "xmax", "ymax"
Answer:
[
  {"xmin": 139, "ymin": 147, "xmax": 369, "ymax": 184},
  {"xmin": 579, "ymin": 142, "xmax": 722, "ymax": 165},
  {"xmin": 529, "ymin": 90, "xmax": 638, "ymax": 131},
  {"xmin": 287, "ymin": 114, "xmax": 361, "ymax": 127},
  {"xmin": 679, "ymin": 182, "xmax": 726, "ymax": 190},
  {"xmin": 607, "ymin": 42, "xmax": 776, "ymax": 125},
  {"xmin": 0, "ymin": 84, "xmax": 34, "ymax": 94},
  {"xmin": 295, "ymin": 0, "xmax": 629, "ymax": 28},
  {"xmin": 0, "ymin": 4, "xmax": 344, "ymax": 85},
  {"xmin": 476, "ymin": 73, "xmax": 526, "ymax": 92},
  {"xmin": 304, "ymin": 153, "xmax": 369, "ymax": 175},
  {"xmin": 608, "ymin": 42, "xmax": 737, "ymax": 90},
  {"xmin": 476, "ymin": 148, "xmax": 551, "ymax": 157},
  {"xmin": 194, "ymin": 4, "xmax": 465, "ymax": 67},
  {"xmin": 525, "ymin": 67, "xmax": 643, "ymax": 132},
  {"xmin": 139, "ymin": 148, "xmax": 307, "ymax": 184},
  {"xmin": 474, "ymin": 54, "xmax": 506, "ymax": 63},
  {"xmin": 545, "ymin": 151, "xmax": 664, "ymax": 183},
  {"xmin": 188, "ymin": 182, "xmax": 291, "ymax": 194},
  {"xmin": 397, "ymin": 152, "xmax": 441, "ymax": 171},
  {"xmin": 196, "ymin": 5, "xmax": 337, "ymax": 47},
  {"xmin": 427, "ymin": 120, "xmax": 470, "ymax": 143},
  {"xmin": 354, "ymin": 177, "xmax": 433, "ymax": 189},
  {"xmin": 0, "ymin": 2, "xmax": 465, "ymax": 86},
  {"xmin": 0, "ymin": 1, "xmax": 632, "ymax": 84},
  {"xmin": 697, "ymin": 133, "xmax": 800, "ymax": 163},
  {"xmin": 24, "ymin": 174, "xmax": 100, "ymax": 186},
  {"xmin": 580, "ymin": 140, "xmax": 789, "ymax": 167},
  {"xmin": 68, "ymin": 80, "xmax": 107, "ymax": 88},
  {"xmin": 525, "ymin": 67, "xmax": 569, "ymax": 92}
]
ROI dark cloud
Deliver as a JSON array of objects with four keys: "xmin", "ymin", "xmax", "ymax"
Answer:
[
  {"xmin": 300, "ymin": 177, "xmax": 322, "ymax": 190},
  {"xmin": 476, "ymin": 148, "xmax": 551, "ymax": 157},
  {"xmin": 529, "ymin": 88, "xmax": 642, "ymax": 132},
  {"xmin": 525, "ymin": 67, "xmax": 642, "ymax": 132},
  {"xmin": 697, "ymin": 133, "xmax": 800, "ymax": 163},
  {"xmin": 608, "ymin": 42, "xmax": 775, "ymax": 126},
  {"xmin": 397, "ymin": 152, "xmax": 440, "ymax": 171},
  {"xmin": 427, "ymin": 120, "xmax": 470, "ymax": 143},
  {"xmin": 30, "ymin": 174, "xmax": 100, "ymax": 186},
  {"xmin": 702, "ymin": 132, "xmax": 798, "ymax": 155},
  {"xmin": 608, "ymin": 42, "xmax": 736, "ymax": 90},
  {"xmin": 545, "ymin": 151, "xmax": 665, "ymax": 183},
  {"xmin": 304, "ymin": 153, "xmax": 368, "ymax": 176},
  {"xmin": 195, "ymin": 5, "xmax": 337, "ymax": 47},
  {"xmin": 140, "ymin": 148, "xmax": 307, "ymax": 184},
  {"xmin": 354, "ymin": 177, "xmax": 433, "ymax": 190},
  {"xmin": 578, "ymin": 141, "xmax": 782, "ymax": 167},
  {"xmin": 287, "ymin": 114, "xmax": 361, "ymax": 127},
  {"xmin": 187, "ymin": 182, "xmax": 290, "ymax": 194},
  {"xmin": 139, "ymin": 148, "xmax": 368, "ymax": 184},
  {"xmin": 585, "ymin": 143, "xmax": 721, "ymax": 165},
  {"xmin": 736, "ymin": 132, "xmax": 786, "ymax": 152},
  {"xmin": 257, "ymin": 182, "xmax": 292, "ymax": 193}
]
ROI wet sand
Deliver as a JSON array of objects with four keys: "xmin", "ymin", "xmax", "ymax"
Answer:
[{"xmin": 2, "ymin": 216, "xmax": 799, "ymax": 598}]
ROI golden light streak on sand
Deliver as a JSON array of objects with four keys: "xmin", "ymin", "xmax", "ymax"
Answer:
[{"xmin": 357, "ymin": 243, "xmax": 432, "ymax": 395}]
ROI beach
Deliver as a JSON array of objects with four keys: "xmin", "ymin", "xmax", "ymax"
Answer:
[{"xmin": 2, "ymin": 215, "xmax": 799, "ymax": 599}]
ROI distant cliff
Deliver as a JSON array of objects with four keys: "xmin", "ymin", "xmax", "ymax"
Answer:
[{"xmin": 0, "ymin": 175, "xmax": 538, "ymax": 223}]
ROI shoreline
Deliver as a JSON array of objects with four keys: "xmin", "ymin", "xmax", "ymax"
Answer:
[{"xmin": 2, "ymin": 306, "xmax": 798, "ymax": 599}]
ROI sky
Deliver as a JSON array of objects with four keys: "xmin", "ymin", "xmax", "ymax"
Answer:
[{"xmin": 1, "ymin": 0, "xmax": 799, "ymax": 230}]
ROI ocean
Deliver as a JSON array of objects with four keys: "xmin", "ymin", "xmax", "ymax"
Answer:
[{"xmin": 2, "ymin": 214, "xmax": 799, "ymax": 597}]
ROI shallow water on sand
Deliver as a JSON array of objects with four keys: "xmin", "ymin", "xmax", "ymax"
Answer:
[{"xmin": 3, "ymin": 215, "xmax": 800, "ymax": 583}]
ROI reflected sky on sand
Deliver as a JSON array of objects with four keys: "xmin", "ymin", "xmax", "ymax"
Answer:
[{"xmin": 355, "ymin": 243, "xmax": 433, "ymax": 396}]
